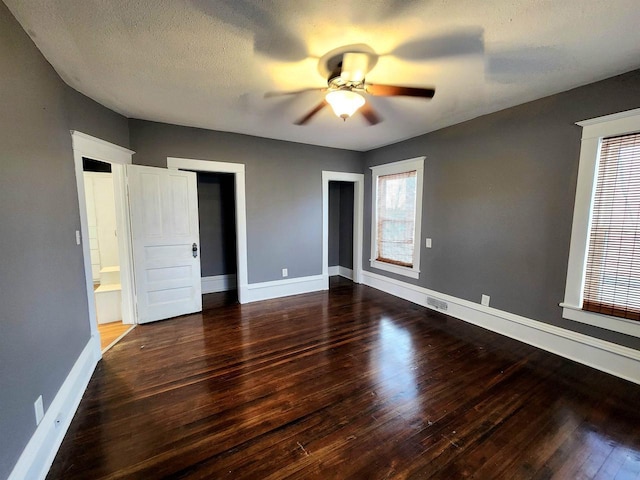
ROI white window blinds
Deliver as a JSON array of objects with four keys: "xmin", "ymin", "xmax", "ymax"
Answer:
[
  {"xmin": 583, "ymin": 132, "xmax": 640, "ymax": 321},
  {"xmin": 376, "ymin": 170, "xmax": 417, "ymax": 267}
]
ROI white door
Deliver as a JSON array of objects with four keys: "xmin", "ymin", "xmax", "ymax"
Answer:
[
  {"xmin": 82, "ymin": 172, "xmax": 102, "ymax": 281},
  {"xmin": 127, "ymin": 165, "xmax": 202, "ymax": 324},
  {"xmin": 92, "ymin": 173, "xmax": 120, "ymax": 268}
]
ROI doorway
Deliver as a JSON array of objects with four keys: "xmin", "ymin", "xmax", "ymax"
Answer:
[
  {"xmin": 82, "ymin": 158, "xmax": 133, "ymax": 351},
  {"xmin": 328, "ymin": 181, "xmax": 355, "ymax": 282},
  {"xmin": 167, "ymin": 157, "xmax": 249, "ymax": 304},
  {"xmin": 322, "ymin": 171, "xmax": 364, "ymax": 288},
  {"xmin": 71, "ymin": 131, "xmax": 136, "ymax": 358},
  {"xmin": 197, "ymin": 171, "xmax": 238, "ymax": 302}
]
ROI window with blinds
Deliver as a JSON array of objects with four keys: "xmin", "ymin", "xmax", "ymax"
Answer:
[
  {"xmin": 376, "ymin": 170, "xmax": 417, "ymax": 267},
  {"xmin": 583, "ymin": 132, "xmax": 640, "ymax": 321}
]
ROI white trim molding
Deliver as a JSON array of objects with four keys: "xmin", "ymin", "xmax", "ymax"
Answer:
[
  {"xmin": 328, "ymin": 265, "xmax": 354, "ymax": 280},
  {"xmin": 562, "ymin": 109, "xmax": 640, "ymax": 338},
  {"xmin": 362, "ymin": 270, "xmax": 640, "ymax": 385},
  {"xmin": 8, "ymin": 337, "xmax": 101, "ymax": 480},
  {"xmin": 328, "ymin": 265, "xmax": 340, "ymax": 277},
  {"xmin": 322, "ymin": 171, "xmax": 364, "ymax": 288},
  {"xmin": 202, "ymin": 274, "xmax": 237, "ymax": 294},
  {"xmin": 370, "ymin": 157, "xmax": 425, "ymax": 280},
  {"xmin": 70, "ymin": 131, "xmax": 134, "ymax": 164},
  {"xmin": 338, "ymin": 266, "xmax": 354, "ymax": 280},
  {"xmin": 243, "ymin": 275, "xmax": 325, "ymax": 303},
  {"xmin": 71, "ymin": 131, "xmax": 136, "ymax": 352},
  {"xmin": 167, "ymin": 157, "xmax": 249, "ymax": 304}
]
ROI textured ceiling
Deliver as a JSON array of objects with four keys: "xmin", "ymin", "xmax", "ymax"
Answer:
[{"xmin": 5, "ymin": 0, "xmax": 640, "ymax": 151}]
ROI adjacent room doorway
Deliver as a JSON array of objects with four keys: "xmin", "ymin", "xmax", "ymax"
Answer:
[
  {"xmin": 322, "ymin": 171, "xmax": 364, "ymax": 288},
  {"xmin": 81, "ymin": 158, "xmax": 133, "ymax": 351}
]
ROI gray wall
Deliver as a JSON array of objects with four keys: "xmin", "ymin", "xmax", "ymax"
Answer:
[
  {"xmin": 363, "ymin": 69, "xmax": 640, "ymax": 350},
  {"xmin": 128, "ymin": 119, "xmax": 364, "ymax": 283},
  {"xmin": 65, "ymin": 88, "xmax": 130, "ymax": 148},
  {"xmin": 0, "ymin": 3, "xmax": 130, "ymax": 477},
  {"xmin": 197, "ymin": 172, "xmax": 237, "ymax": 277},
  {"xmin": 3, "ymin": 0, "xmax": 640, "ymax": 474}
]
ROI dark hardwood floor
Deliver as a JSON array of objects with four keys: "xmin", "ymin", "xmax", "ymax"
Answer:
[{"xmin": 47, "ymin": 277, "xmax": 640, "ymax": 479}]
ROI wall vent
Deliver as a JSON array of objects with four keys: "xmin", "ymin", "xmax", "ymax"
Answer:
[{"xmin": 427, "ymin": 296, "xmax": 448, "ymax": 311}]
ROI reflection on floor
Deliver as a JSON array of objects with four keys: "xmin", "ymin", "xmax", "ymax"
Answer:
[
  {"xmin": 98, "ymin": 321, "xmax": 133, "ymax": 351},
  {"xmin": 47, "ymin": 276, "xmax": 640, "ymax": 479}
]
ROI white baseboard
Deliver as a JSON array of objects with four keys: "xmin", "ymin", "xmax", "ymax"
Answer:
[
  {"xmin": 338, "ymin": 266, "xmax": 353, "ymax": 280},
  {"xmin": 9, "ymin": 336, "xmax": 101, "ymax": 480},
  {"xmin": 201, "ymin": 274, "xmax": 237, "ymax": 294},
  {"xmin": 361, "ymin": 271, "xmax": 640, "ymax": 385},
  {"xmin": 242, "ymin": 274, "xmax": 325, "ymax": 303},
  {"xmin": 328, "ymin": 266, "xmax": 354, "ymax": 280}
]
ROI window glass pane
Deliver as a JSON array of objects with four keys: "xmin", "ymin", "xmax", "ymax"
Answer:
[
  {"xmin": 376, "ymin": 170, "xmax": 417, "ymax": 267},
  {"xmin": 584, "ymin": 133, "xmax": 640, "ymax": 321}
]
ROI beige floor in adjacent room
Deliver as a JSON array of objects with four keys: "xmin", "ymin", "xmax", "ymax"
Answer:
[{"xmin": 97, "ymin": 321, "xmax": 132, "ymax": 351}]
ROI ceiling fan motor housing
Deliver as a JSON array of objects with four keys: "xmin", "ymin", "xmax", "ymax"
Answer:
[{"xmin": 327, "ymin": 60, "xmax": 365, "ymax": 91}]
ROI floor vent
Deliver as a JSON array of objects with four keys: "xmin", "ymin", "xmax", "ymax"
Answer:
[{"xmin": 427, "ymin": 296, "xmax": 448, "ymax": 311}]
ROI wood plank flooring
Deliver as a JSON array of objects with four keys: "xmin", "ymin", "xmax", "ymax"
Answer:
[
  {"xmin": 47, "ymin": 277, "xmax": 640, "ymax": 479},
  {"xmin": 98, "ymin": 321, "xmax": 133, "ymax": 351}
]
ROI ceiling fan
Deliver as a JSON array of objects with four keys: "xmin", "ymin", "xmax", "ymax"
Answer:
[{"xmin": 265, "ymin": 45, "xmax": 436, "ymax": 126}]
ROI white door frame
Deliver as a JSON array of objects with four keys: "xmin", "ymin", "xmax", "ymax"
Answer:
[
  {"xmin": 322, "ymin": 171, "xmax": 364, "ymax": 287},
  {"xmin": 71, "ymin": 131, "xmax": 136, "ymax": 356},
  {"xmin": 167, "ymin": 157, "xmax": 249, "ymax": 304}
]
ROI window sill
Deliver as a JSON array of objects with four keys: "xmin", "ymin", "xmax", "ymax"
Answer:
[
  {"xmin": 560, "ymin": 302, "xmax": 640, "ymax": 338},
  {"xmin": 370, "ymin": 260, "xmax": 420, "ymax": 279}
]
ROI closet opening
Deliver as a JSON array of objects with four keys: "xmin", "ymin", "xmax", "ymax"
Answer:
[
  {"xmin": 196, "ymin": 171, "xmax": 239, "ymax": 309},
  {"xmin": 328, "ymin": 180, "xmax": 355, "ymax": 287}
]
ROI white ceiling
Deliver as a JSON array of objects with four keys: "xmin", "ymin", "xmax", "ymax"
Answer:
[{"xmin": 5, "ymin": 0, "xmax": 640, "ymax": 151}]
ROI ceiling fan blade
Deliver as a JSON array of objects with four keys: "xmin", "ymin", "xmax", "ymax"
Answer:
[
  {"xmin": 294, "ymin": 100, "xmax": 328, "ymax": 125},
  {"xmin": 359, "ymin": 102, "xmax": 381, "ymax": 125},
  {"xmin": 390, "ymin": 28, "xmax": 484, "ymax": 61},
  {"xmin": 264, "ymin": 87, "xmax": 325, "ymax": 98},
  {"xmin": 192, "ymin": 0, "xmax": 308, "ymax": 62},
  {"xmin": 366, "ymin": 84, "xmax": 435, "ymax": 99},
  {"xmin": 341, "ymin": 52, "xmax": 370, "ymax": 83},
  {"xmin": 485, "ymin": 46, "xmax": 567, "ymax": 84}
]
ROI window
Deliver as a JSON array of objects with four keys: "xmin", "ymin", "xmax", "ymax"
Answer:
[
  {"xmin": 370, "ymin": 157, "xmax": 424, "ymax": 279},
  {"xmin": 562, "ymin": 109, "xmax": 640, "ymax": 337},
  {"xmin": 583, "ymin": 134, "xmax": 640, "ymax": 320}
]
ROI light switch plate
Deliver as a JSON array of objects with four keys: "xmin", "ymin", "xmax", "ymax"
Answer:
[
  {"xmin": 34, "ymin": 395, "xmax": 44, "ymax": 425},
  {"xmin": 425, "ymin": 238, "xmax": 432, "ymax": 248}
]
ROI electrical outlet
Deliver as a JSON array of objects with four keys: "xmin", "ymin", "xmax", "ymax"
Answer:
[
  {"xmin": 425, "ymin": 238, "xmax": 432, "ymax": 248},
  {"xmin": 282, "ymin": 268, "xmax": 288, "ymax": 278},
  {"xmin": 481, "ymin": 294, "xmax": 490, "ymax": 306},
  {"xmin": 34, "ymin": 395, "xmax": 44, "ymax": 425},
  {"xmin": 75, "ymin": 230, "xmax": 81, "ymax": 245}
]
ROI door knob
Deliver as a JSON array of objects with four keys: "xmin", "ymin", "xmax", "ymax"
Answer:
[{"xmin": 192, "ymin": 243, "xmax": 198, "ymax": 258}]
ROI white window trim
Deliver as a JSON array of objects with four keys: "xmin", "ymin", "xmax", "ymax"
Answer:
[
  {"xmin": 561, "ymin": 108, "xmax": 640, "ymax": 338},
  {"xmin": 370, "ymin": 156, "xmax": 425, "ymax": 279}
]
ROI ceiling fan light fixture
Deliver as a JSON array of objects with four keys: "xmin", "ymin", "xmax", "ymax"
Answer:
[{"xmin": 325, "ymin": 90, "xmax": 365, "ymax": 120}]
